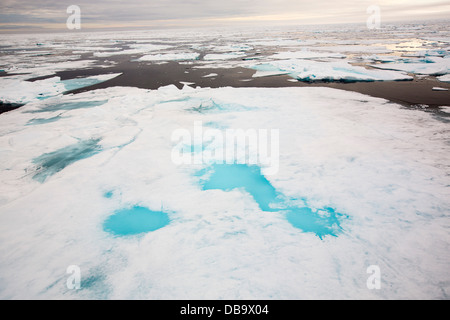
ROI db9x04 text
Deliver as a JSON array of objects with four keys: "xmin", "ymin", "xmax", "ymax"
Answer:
[{"xmin": 224, "ymin": 304, "xmax": 269, "ymax": 315}]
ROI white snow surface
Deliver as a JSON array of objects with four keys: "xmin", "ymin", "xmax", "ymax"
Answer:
[{"xmin": 0, "ymin": 85, "xmax": 449, "ymax": 299}]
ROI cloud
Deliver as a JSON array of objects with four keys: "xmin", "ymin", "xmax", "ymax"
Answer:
[{"xmin": 0, "ymin": 0, "xmax": 449, "ymax": 30}]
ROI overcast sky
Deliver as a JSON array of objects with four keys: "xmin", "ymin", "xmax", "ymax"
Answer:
[{"xmin": 1, "ymin": 0, "xmax": 449, "ymax": 31}]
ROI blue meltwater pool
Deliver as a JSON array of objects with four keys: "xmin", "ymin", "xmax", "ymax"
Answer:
[
  {"xmin": 103, "ymin": 206, "xmax": 170, "ymax": 236},
  {"xmin": 198, "ymin": 164, "xmax": 345, "ymax": 239}
]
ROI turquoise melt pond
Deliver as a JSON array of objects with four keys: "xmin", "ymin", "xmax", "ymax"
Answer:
[
  {"xmin": 198, "ymin": 164, "xmax": 345, "ymax": 239},
  {"xmin": 103, "ymin": 206, "xmax": 170, "ymax": 236}
]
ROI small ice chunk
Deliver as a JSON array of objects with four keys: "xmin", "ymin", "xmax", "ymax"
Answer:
[
  {"xmin": 202, "ymin": 73, "xmax": 218, "ymax": 78},
  {"xmin": 438, "ymin": 74, "xmax": 450, "ymax": 82},
  {"xmin": 440, "ymin": 106, "xmax": 450, "ymax": 113},
  {"xmin": 180, "ymin": 81, "xmax": 195, "ymax": 87},
  {"xmin": 62, "ymin": 73, "xmax": 122, "ymax": 92},
  {"xmin": 269, "ymin": 51, "xmax": 346, "ymax": 60},
  {"xmin": 252, "ymin": 70, "xmax": 290, "ymax": 78},
  {"xmin": 203, "ymin": 52, "xmax": 247, "ymax": 61},
  {"xmin": 138, "ymin": 53, "xmax": 200, "ymax": 61}
]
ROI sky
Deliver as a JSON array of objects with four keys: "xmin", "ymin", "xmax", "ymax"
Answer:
[{"xmin": 0, "ymin": 0, "xmax": 449, "ymax": 32}]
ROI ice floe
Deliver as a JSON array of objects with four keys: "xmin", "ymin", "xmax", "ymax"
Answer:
[
  {"xmin": 202, "ymin": 73, "xmax": 218, "ymax": 78},
  {"xmin": 0, "ymin": 73, "xmax": 122, "ymax": 105},
  {"xmin": 314, "ymin": 45, "xmax": 393, "ymax": 54},
  {"xmin": 1, "ymin": 22, "xmax": 450, "ymax": 300},
  {"xmin": 371, "ymin": 56, "xmax": 450, "ymax": 76},
  {"xmin": 438, "ymin": 74, "xmax": 450, "ymax": 82},
  {"xmin": 94, "ymin": 44, "xmax": 173, "ymax": 57},
  {"xmin": 0, "ymin": 85, "xmax": 449, "ymax": 299},
  {"xmin": 268, "ymin": 50, "xmax": 346, "ymax": 60},
  {"xmin": 138, "ymin": 53, "xmax": 200, "ymax": 61},
  {"xmin": 1, "ymin": 58, "xmax": 98, "ymax": 79},
  {"xmin": 203, "ymin": 52, "xmax": 247, "ymax": 60},
  {"xmin": 250, "ymin": 59, "xmax": 413, "ymax": 82}
]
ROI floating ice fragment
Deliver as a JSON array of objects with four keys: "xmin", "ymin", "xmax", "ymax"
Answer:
[
  {"xmin": 180, "ymin": 81, "xmax": 195, "ymax": 87},
  {"xmin": 314, "ymin": 45, "xmax": 392, "ymax": 54},
  {"xmin": 138, "ymin": 53, "xmax": 200, "ymax": 61},
  {"xmin": 0, "ymin": 73, "xmax": 121, "ymax": 105},
  {"xmin": 203, "ymin": 52, "xmax": 247, "ymax": 61},
  {"xmin": 202, "ymin": 73, "xmax": 218, "ymax": 78},
  {"xmin": 93, "ymin": 44, "xmax": 171, "ymax": 57},
  {"xmin": 251, "ymin": 64, "xmax": 290, "ymax": 78},
  {"xmin": 371, "ymin": 57, "xmax": 450, "ymax": 76},
  {"xmin": 0, "ymin": 77, "xmax": 65, "ymax": 105},
  {"xmin": 269, "ymin": 51, "xmax": 346, "ymax": 60},
  {"xmin": 402, "ymin": 49, "xmax": 449, "ymax": 58},
  {"xmin": 438, "ymin": 74, "xmax": 450, "ymax": 82},
  {"xmin": 62, "ymin": 73, "xmax": 122, "ymax": 92},
  {"xmin": 250, "ymin": 59, "xmax": 412, "ymax": 82}
]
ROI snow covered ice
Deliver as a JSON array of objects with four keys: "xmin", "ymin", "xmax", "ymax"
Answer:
[
  {"xmin": 0, "ymin": 84, "xmax": 449, "ymax": 299},
  {"xmin": 249, "ymin": 59, "xmax": 413, "ymax": 82},
  {"xmin": 0, "ymin": 73, "xmax": 122, "ymax": 105},
  {"xmin": 0, "ymin": 21, "xmax": 449, "ymax": 300}
]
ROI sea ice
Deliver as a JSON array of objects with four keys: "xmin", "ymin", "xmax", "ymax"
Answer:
[
  {"xmin": 0, "ymin": 85, "xmax": 448, "ymax": 300},
  {"xmin": 314, "ymin": 45, "xmax": 393, "ymax": 54},
  {"xmin": 268, "ymin": 50, "xmax": 346, "ymax": 60},
  {"xmin": 62, "ymin": 73, "xmax": 122, "ymax": 92},
  {"xmin": 0, "ymin": 73, "xmax": 121, "ymax": 105},
  {"xmin": 1, "ymin": 22, "xmax": 450, "ymax": 300},
  {"xmin": 438, "ymin": 74, "xmax": 450, "ymax": 82},
  {"xmin": 0, "ymin": 77, "xmax": 66, "ymax": 105},
  {"xmin": 202, "ymin": 73, "xmax": 218, "ymax": 78},
  {"xmin": 203, "ymin": 52, "xmax": 247, "ymax": 60},
  {"xmin": 32, "ymin": 138, "xmax": 102, "ymax": 183},
  {"xmin": 138, "ymin": 53, "xmax": 200, "ymax": 61},
  {"xmin": 250, "ymin": 59, "xmax": 413, "ymax": 82},
  {"xmin": 371, "ymin": 56, "xmax": 450, "ymax": 76}
]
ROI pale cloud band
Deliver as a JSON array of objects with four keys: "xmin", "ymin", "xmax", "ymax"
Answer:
[{"xmin": 0, "ymin": 0, "xmax": 449, "ymax": 31}]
